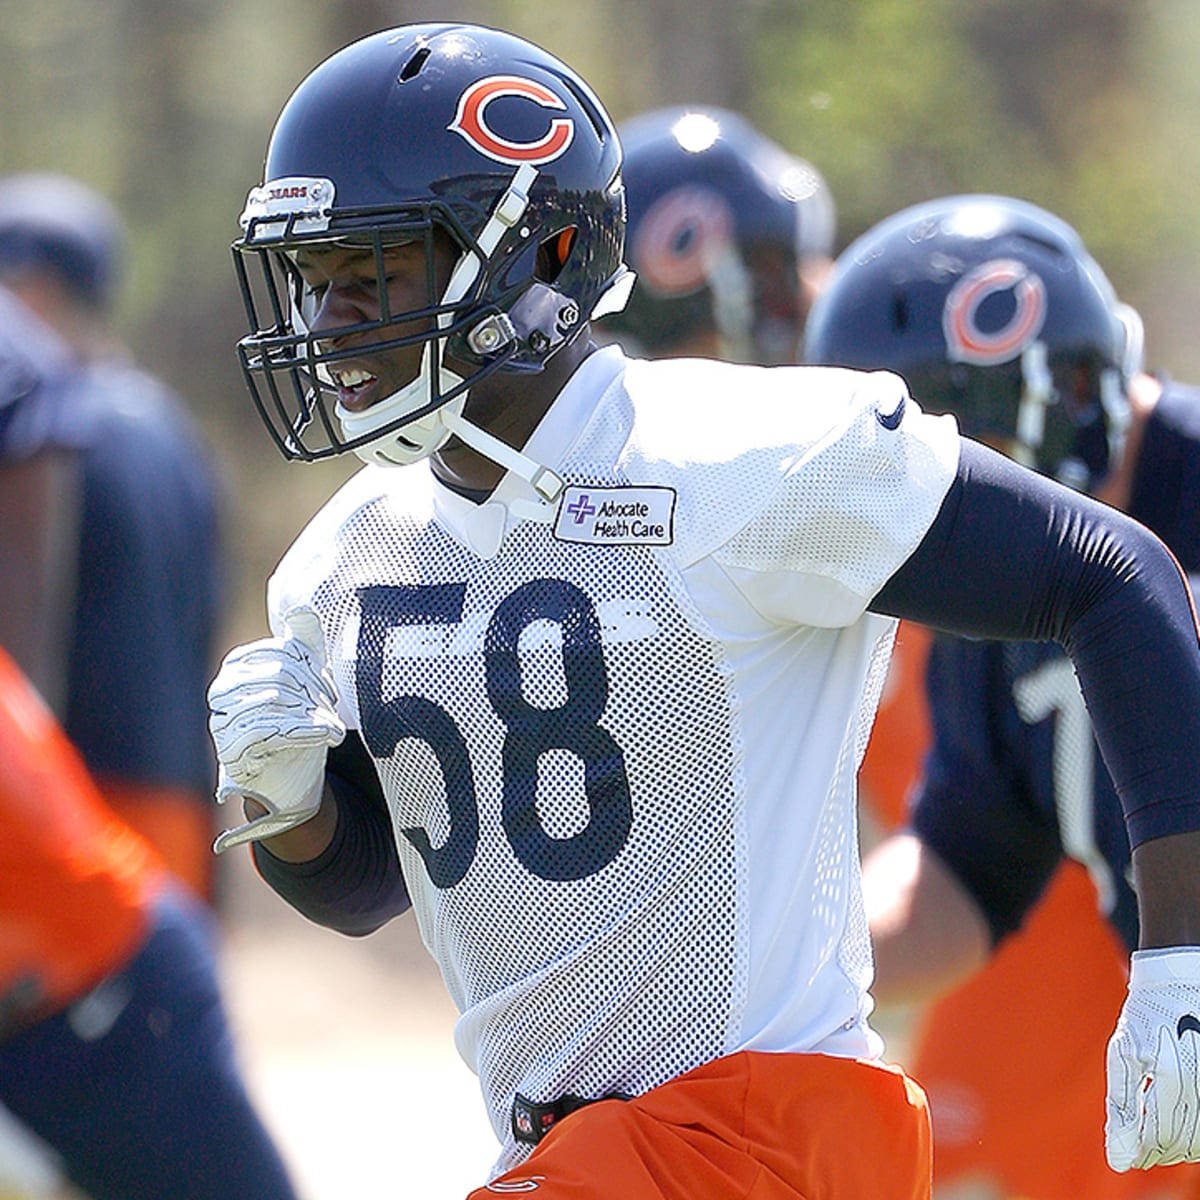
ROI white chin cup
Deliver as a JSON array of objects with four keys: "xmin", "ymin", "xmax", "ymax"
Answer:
[{"xmin": 334, "ymin": 344, "xmax": 467, "ymax": 468}]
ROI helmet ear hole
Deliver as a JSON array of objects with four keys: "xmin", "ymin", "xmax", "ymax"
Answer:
[{"xmin": 535, "ymin": 227, "xmax": 576, "ymax": 284}]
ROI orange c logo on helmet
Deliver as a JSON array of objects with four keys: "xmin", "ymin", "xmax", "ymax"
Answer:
[
  {"xmin": 942, "ymin": 258, "xmax": 1047, "ymax": 366},
  {"xmin": 631, "ymin": 185, "xmax": 735, "ymax": 296},
  {"xmin": 449, "ymin": 75, "xmax": 574, "ymax": 165}
]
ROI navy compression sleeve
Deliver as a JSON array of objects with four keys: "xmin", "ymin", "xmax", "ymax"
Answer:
[
  {"xmin": 870, "ymin": 438, "xmax": 1200, "ymax": 848},
  {"xmin": 252, "ymin": 731, "xmax": 410, "ymax": 936}
]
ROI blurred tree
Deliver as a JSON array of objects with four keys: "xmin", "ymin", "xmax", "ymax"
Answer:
[
  {"xmin": 753, "ymin": 0, "xmax": 1039, "ymax": 236},
  {"xmin": 321, "ymin": 0, "xmax": 399, "ymax": 48},
  {"xmin": 607, "ymin": 0, "xmax": 770, "ymax": 117}
]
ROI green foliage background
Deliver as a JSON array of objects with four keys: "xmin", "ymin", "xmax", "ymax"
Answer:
[{"xmin": 2, "ymin": 0, "xmax": 1197, "ymax": 640}]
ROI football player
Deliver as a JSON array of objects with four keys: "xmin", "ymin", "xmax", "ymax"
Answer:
[
  {"xmin": 0, "ymin": 642, "xmax": 299, "ymax": 1200},
  {"xmin": 209, "ymin": 26, "xmax": 1200, "ymax": 1198},
  {"xmin": 806, "ymin": 193, "xmax": 1200, "ymax": 1197},
  {"xmin": 0, "ymin": 174, "xmax": 222, "ymax": 900},
  {"xmin": 598, "ymin": 104, "xmax": 834, "ymax": 363}
]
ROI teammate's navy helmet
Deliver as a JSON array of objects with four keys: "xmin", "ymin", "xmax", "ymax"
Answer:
[
  {"xmin": 603, "ymin": 106, "xmax": 834, "ymax": 365},
  {"xmin": 804, "ymin": 194, "xmax": 1141, "ymax": 490},
  {"xmin": 233, "ymin": 24, "xmax": 629, "ymax": 469},
  {"xmin": 0, "ymin": 173, "xmax": 125, "ymax": 312}
]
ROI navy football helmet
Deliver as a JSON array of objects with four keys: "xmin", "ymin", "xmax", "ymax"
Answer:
[
  {"xmin": 601, "ymin": 106, "xmax": 834, "ymax": 365},
  {"xmin": 0, "ymin": 173, "xmax": 125, "ymax": 312},
  {"xmin": 233, "ymin": 24, "xmax": 629, "ymax": 485},
  {"xmin": 804, "ymin": 195, "xmax": 1142, "ymax": 490}
]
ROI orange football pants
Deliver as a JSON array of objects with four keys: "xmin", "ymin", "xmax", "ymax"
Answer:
[
  {"xmin": 912, "ymin": 863, "xmax": 1200, "ymax": 1200},
  {"xmin": 470, "ymin": 1050, "xmax": 932, "ymax": 1199}
]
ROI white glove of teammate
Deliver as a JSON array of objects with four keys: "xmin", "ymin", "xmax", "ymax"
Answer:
[
  {"xmin": 207, "ymin": 607, "xmax": 346, "ymax": 855},
  {"xmin": 1106, "ymin": 947, "xmax": 1200, "ymax": 1170}
]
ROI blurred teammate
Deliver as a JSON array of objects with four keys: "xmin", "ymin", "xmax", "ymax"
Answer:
[
  {"xmin": 599, "ymin": 104, "xmax": 833, "ymax": 364},
  {"xmin": 0, "ymin": 174, "xmax": 222, "ymax": 899},
  {"xmin": 806, "ymin": 193, "xmax": 1200, "ymax": 1197},
  {"xmin": 209, "ymin": 26, "xmax": 1200, "ymax": 1198},
  {"xmin": 0, "ymin": 644, "xmax": 298, "ymax": 1200}
]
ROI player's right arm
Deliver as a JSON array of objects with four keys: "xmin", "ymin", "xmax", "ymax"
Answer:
[
  {"xmin": 0, "ymin": 294, "xmax": 85, "ymax": 717},
  {"xmin": 207, "ymin": 606, "xmax": 410, "ymax": 935},
  {"xmin": 248, "ymin": 731, "xmax": 410, "ymax": 936}
]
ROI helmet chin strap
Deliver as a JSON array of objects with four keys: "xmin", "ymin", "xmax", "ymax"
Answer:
[
  {"xmin": 334, "ymin": 162, "xmax": 562, "ymax": 499},
  {"xmin": 440, "ymin": 407, "xmax": 564, "ymax": 501}
]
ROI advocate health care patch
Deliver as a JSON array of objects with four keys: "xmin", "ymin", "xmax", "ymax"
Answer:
[{"xmin": 552, "ymin": 485, "xmax": 676, "ymax": 547}]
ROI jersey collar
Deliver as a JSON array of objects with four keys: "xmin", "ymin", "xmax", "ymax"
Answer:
[{"xmin": 432, "ymin": 344, "xmax": 627, "ymax": 558}]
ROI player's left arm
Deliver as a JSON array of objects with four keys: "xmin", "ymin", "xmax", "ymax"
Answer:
[
  {"xmin": 871, "ymin": 436, "xmax": 1200, "ymax": 1171},
  {"xmin": 872, "ymin": 437, "xmax": 1200, "ymax": 909}
]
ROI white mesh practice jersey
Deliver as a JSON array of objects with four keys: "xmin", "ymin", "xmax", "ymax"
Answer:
[{"xmin": 267, "ymin": 346, "xmax": 960, "ymax": 1172}]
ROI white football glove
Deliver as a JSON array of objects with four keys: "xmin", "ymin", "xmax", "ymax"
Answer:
[
  {"xmin": 1106, "ymin": 947, "xmax": 1200, "ymax": 1170},
  {"xmin": 208, "ymin": 607, "xmax": 345, "ymax": 854}
]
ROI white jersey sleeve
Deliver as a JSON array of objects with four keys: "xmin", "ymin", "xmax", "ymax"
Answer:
[{"xmin": 621, "ymin": 359, "xmax": 961, "ymax": 627}]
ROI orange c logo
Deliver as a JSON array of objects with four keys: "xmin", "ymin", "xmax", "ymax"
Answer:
[
  {"xmin": 449, "ymin": 75, "xmax": 574, "ymax": 166},
  {"xmin": 631, "ymin": 185, "xmax": 734, "ymax": 296},
  {"xmin": 943, "ymin": 259, "xmax": 1047, "ymax": 366}
]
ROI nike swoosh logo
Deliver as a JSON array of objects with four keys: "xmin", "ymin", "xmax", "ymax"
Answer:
[
  {"xmin": 1177, "ymin": 1013, "xmax": 1200, "ymax": 1039},
  {"xmin": 876, "ymin": 394, "xmax": 906, "ymax": 431}
]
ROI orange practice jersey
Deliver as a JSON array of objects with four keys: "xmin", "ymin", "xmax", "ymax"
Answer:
[
  {"xmin": 96, "ymin": 777, "xmax": 215, "ymax": 900},
  {"xmin": 0, "ymin": 647, "xmax": 163, "ymax": 1026},
  {"xmin": 861, "ymin": 622, "xmax": 1200, "ymax": 1199}
]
